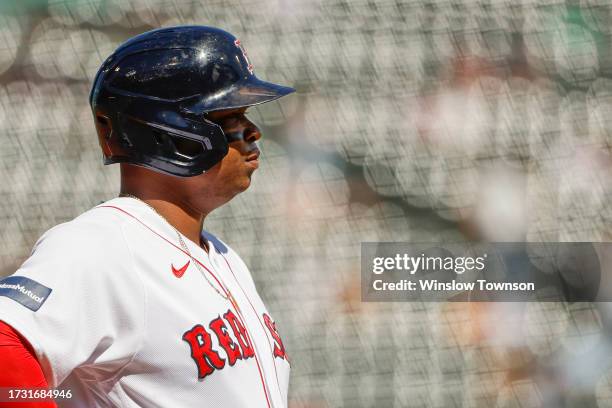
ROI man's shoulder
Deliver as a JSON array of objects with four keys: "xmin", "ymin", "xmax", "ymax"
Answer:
[
  {"xmin": 32, "ymin": 200, "xmax": 129, "ymax": 255},
  {"xmin": 12, "ymin": 200, "xmax": 137, "ymax": 284}
]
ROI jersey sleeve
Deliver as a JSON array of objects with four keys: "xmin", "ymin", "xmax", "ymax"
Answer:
[
  {"xmin": 0, "ymin": 321, "xmax": 57, "ymax": 408},
  {"xmin": 0, "ymin": 219, "xmax": 146, "ymax": 387}
]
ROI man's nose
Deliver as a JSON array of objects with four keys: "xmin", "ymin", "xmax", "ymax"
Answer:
[{"xmin": 243, "ymin": 124, "xmax": 261, "ymax": 144}]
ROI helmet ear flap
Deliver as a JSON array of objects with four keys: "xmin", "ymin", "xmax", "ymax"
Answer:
[{"xmin": 148, "ymin": 129, "xmax": 204, "ymax": 159}]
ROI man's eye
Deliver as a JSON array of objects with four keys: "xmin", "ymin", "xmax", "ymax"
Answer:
[
  {"xmin": 222, "ymin": 117, "xmax": 240, "ymax": 127},
  {"xmin": 203, "ymin": 112, "xmax": 249, "ymax": 128}
]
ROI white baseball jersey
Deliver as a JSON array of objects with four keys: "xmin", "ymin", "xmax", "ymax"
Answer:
[{"xmin": 0, "ymin": 197, "xmax": 290, "ymax": 407}]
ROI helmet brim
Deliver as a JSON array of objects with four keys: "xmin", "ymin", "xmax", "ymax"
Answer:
[{"xmin": 182, "ymin": 77, "xmax": 296, "ymax": 114}]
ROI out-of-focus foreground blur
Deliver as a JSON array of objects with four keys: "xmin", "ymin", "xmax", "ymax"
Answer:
[{"xmin": 1, "ymin": 0, "xmax": 612, "ymax": 407}]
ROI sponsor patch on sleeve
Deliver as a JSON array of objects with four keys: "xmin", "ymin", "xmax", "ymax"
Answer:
[{"xmin": 0, "ymin": 276, "xmax": 52, "ymax": 311}]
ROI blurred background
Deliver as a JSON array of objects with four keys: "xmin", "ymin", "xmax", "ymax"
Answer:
[{"xmin": 1, "ymin": 0, "xmax": 612, "ymax": 406}]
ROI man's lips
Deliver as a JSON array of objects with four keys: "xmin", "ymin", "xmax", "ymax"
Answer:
[
  {"xmin": 245, "ymin": 150, "xmax": 260, "ymax": 169},
  {"xmin": 246, "ymin": 150, "xmax": 260, "ymax": 162}
]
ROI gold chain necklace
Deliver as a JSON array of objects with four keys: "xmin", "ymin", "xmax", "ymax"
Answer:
[{"xmin": 119, "ymin": 194, "xmax": 242, "ymax": 311}]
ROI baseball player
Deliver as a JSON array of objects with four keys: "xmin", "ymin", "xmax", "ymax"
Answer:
[{"xmin": 0, "ymin": 26, "xmax": 292, "ymax": 408}]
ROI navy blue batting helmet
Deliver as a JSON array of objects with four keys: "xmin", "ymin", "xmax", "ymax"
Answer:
[{"xmin": 89, "ymin": 26, "xmax": 295, "ymax": 177}]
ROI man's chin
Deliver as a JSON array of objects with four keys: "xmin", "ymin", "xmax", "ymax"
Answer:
[{"xmin": 236, "ymin": 175, "xmax": 252, "ymax": 193}]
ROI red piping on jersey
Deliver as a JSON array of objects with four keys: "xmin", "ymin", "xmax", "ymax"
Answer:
[
  {"xmin": 97, "ymin": 205, "xmax": 272, "ymax": 408},
  {"xmin": 219, "ymin": 254, "xmax": 285, "ymax": 395}
]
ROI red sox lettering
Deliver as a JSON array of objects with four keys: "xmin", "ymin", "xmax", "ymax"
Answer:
[
  {"xmin": 262, "ymin": 313, "xmax": 287, "ymax": 361},
  {"xmin": 234, "ymin": 39, "xmax": 254, "ymax": 75},
  {"xmin": 182, "ymin": 324, "xmax": 226, "ymax": 379},
  {"xmin": 210, "ymin": 314, "xmax": 243, "ymax": 366},
  {"xmin": 182, "ymin": 310, "xmax": 288, "ymax": 379},
  {"xmin": 224, "ymin": 309, "xmax": 255, "ymax": 360}
]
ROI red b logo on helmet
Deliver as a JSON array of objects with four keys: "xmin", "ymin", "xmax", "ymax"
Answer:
[{"xmin": 234, "ymin": 39, "xmax": 254, "ymax": 75}]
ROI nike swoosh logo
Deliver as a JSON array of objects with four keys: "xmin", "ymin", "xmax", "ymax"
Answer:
[{"xmin": 172, "ymin": 260, "xmax": 190, "ymax": 278}]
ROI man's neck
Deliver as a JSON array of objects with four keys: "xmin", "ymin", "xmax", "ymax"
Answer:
[
  {"xmin": 119, "ymin": 163, "xmax": 214, "ymax": 251},
  {"xmin": 121, "ymin": 192, "xmax": 208, "ymax": 251}
]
